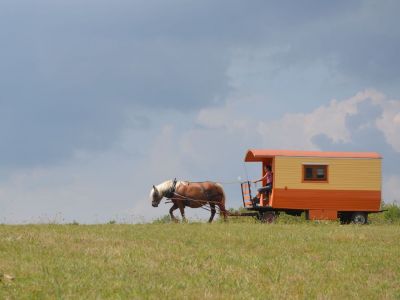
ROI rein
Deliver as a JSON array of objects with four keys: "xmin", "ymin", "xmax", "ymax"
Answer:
[
  {"xmin": 168, "ymin": 190, "xmax": 223, "ymax": 205},
  {"xmin": 165, "ymin": 199, "xmax": 218, "ymax": 213},
  {"xmin": 163, "ymin": 179, "xmax": 225, "ymax": 210},
  {"xmin": 158, "ymin": 179, "xmax": 229, "ymax": 222}
]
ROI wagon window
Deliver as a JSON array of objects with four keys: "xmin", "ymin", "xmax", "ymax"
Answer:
[
  {"xmin": 305, "ymin": 167, "xmax": 313, "ymax": 179},
  {"xmin": 303, "ymin": 165, "xmax": 328, "ymax": 182}
]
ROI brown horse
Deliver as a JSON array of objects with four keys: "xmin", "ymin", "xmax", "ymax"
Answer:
[{"xmin": 150, "ymin": 179, "xmax": 227, "ymax": 223}]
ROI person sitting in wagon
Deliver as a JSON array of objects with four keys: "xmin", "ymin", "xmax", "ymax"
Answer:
[{"xmin": 253, "ymin": 165, "xmax": 273, "ymax": 204}]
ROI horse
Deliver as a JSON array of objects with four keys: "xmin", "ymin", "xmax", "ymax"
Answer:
[{"xmin": 150, "ymin": 179, "xmax": 227, "ymax": 223}]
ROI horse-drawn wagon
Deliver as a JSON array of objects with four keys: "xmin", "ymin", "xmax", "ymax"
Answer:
[{"xmin": 241, "ymin": 149, "xmax": 383, "ymax": 224}]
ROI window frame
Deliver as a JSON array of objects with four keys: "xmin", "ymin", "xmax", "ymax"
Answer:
[{"xmin": 302, "ymin": 164, "xmax": 329, "ymax": 183}]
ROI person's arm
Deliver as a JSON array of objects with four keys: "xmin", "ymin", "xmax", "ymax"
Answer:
[{"xmin": 253, "ymin": 173, "xmax": 267, "ymax": 184}]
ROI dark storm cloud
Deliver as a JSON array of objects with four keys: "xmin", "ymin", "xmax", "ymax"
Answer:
[
  {"xmin": 1, "ymin": 0, "xmax": 399, "ymax": 167},
  {"xmin": 0, "ymin": 0, "xmax": 232, "ymax": 166},
  {"xmin": 0, "ymin": 0, "xmax": 356, "ymax": 109}
]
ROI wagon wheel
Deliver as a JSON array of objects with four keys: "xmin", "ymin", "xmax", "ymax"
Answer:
[
  {"xmin": 261, "ymin": 211, "xmax": 276, "ymax": 224},
  {"xmin": 352, "ymin": 212, "xmax": 368, "ymax": 225}
]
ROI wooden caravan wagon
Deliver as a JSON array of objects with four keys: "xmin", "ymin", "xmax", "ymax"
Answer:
[{"xmin": 241, "ymin": 149, "xmax": 382, "ymax": 224}]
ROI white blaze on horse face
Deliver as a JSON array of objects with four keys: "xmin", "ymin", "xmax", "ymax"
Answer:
[{"xmin": 150, "ymin": 186, "xmax": 162, "ymax": 207}]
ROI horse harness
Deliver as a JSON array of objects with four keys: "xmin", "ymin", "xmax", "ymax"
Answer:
[
  {"xmin": 166, "ymin": 179, "xmax": 222, "ymax": 206},
  {"xmin": 165, "ymin": 178, "xmax": 177, "ymax": 199},
  {"xmin": 164, "ymin": 179, "xmax": 190, "ymax": 206}
]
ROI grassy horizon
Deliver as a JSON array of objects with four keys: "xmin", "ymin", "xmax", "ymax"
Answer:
[{"xmin": 1, "ymin": 222, "xmax": 400, "ymax": 299}]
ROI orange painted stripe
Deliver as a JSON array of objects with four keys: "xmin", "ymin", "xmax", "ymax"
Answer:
[
  {"xmin": 272, "ymin": 188, "xmax": 381, "ymax": 211},
  {"xmin": 245, "ymin": 149, "xmax": 382, "ymax": 161},
  {"xmin": 309, "ymin": 210, "xmax": 337, "ymax": 220}
]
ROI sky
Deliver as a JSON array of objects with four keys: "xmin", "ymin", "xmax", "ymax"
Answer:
[{"xmin": 1, "ymin": 0, "xmax": 400, "ymax": 223}]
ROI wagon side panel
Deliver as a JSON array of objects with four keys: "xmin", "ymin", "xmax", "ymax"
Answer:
[
  {"xmin": 273, "ymin": 156, "xmax": 381, "ymax": 211},
  {"xmin": 272, "ymin": 189, "xmax": 381, "ymax": 211}
]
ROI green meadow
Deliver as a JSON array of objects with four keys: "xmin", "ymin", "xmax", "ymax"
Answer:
[{"xmin": 1, "ymin": 220, "xmax": 399, "ymax": 299}]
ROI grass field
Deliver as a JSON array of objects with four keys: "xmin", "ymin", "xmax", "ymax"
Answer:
[{"xmin": 1, "ymin": 221, "xmax": 399, "ymax": 299}]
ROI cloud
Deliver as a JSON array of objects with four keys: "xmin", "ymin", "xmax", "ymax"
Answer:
[
  {"xmin": 0, "ymin": 120, "xmax": 212, "ymax": 224},
  {"xmin": 376, "ymin": 100, "xmax": 400, "ymax": 152},
  {"xmin": 256, "ymin": 90, "xmax": 398, "ymax": 151},
  {"xmin": 194, "ymin": 89, "xmax": 400, "ymax": 202},
  {"xmin": 2, "ymin": 1, "xmax": 400, "ymax": 222},
  {"xmin": 192, "ymin": 89, "xmax": 400, "ymax": 206},
  {"xmin": 383, "ymin": 175, "xmax": 400, "ymax": 203},
  {"xmin": 1, "ymin": 89, "xmax": 399, "ymax": 223},
  {"xmin": 197, "ymin": 90, "xmax": 396, "ymax": 151},
  {"xmin": 1, "ymin": 0, "xmax": 400, "ymax": 169}
]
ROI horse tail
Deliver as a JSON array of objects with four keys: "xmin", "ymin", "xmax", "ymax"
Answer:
[
  {"xmin": 215, "ymin": 183, "xmax": 226, "ymax": 203},
  {"xmin": 216, "ymin": 182, "xmax": 227, "ymax": 220}
]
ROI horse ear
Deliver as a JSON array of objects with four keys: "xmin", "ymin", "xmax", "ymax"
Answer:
[{"xmin": 153, "ymin": 185, "xmax": 158, "ymax": 193}]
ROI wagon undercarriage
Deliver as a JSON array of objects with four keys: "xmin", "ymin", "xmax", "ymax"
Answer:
[{"xmin": 239, "ymin": 180, "xmax": 381, "ymax": 224}]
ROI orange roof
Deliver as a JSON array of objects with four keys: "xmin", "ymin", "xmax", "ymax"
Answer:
[{"xmin": 244, "ymin": 149, "xmax": 382, "ymax": 162}]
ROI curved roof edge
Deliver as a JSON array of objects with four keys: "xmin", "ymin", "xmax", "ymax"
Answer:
[{"xmin": 244, "ymin": 149, "xmax": 382, "ymax": 162}]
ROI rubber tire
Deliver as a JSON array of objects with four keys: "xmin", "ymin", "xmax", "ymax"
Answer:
[{"xmin": 352, "ymin": 212, "xmax": 368, "ymax": 225}]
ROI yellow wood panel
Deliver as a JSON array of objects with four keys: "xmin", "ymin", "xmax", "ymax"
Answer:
[{"xmin": 274, "ymin": 156, "xmax": 381, "ymax": 191}]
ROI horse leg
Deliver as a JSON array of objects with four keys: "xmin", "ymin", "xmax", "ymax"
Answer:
[
  {"xmin": 178, "ymin": 203, "xmax": 187, "ymax": 223},
  {"xmin": 208, "ymin": 203, "xmax": 216, "ymax": 223},
  {"xmin": 217, "ymin": 202, "xmax": 228, "ymax": 221},
  {"xmin": 169, "ymin": 203, "xmax": 179, "ymax": 222}
]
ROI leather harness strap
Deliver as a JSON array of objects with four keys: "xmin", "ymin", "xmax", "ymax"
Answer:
[
  {"xmin": 166, "ymin": 179, "xmax": 223, "ymax": 206},
  {"xmin": 165, "ymin": 178, "xmax": 177, "ymax": 199}
]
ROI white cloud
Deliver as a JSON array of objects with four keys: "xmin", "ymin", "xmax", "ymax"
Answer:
[
  {"xmin": 195, "ymin": 89, "xmax": 394, "ymax": 150},
  {"xmin": 376, "ymin": 100, "xmax": 400, "ymax": 152},
  {"xmin": 383, "ymin": 175, "xmax": 400, "ymax": 203},
  {"xmin": 0, "ymin": 122, "xmax": 212, "ymax": 224},
  {"xmin": 258, "ymin": 89, "xmax": 389, "ymax": 149},
  {"xmin": 192, "ymin": 89, "xmax": 400, "ymax": 202},
  {"xmin": 0, "ymin": 153, "xmax": 139, "ymax": 224},
  {"xmin": 1, "ymin": 90, "xmax": 400, "ymax": 224},
  {"xmin": 196, "ymin": 96, "xmax": 261, "ymax": 133}
]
